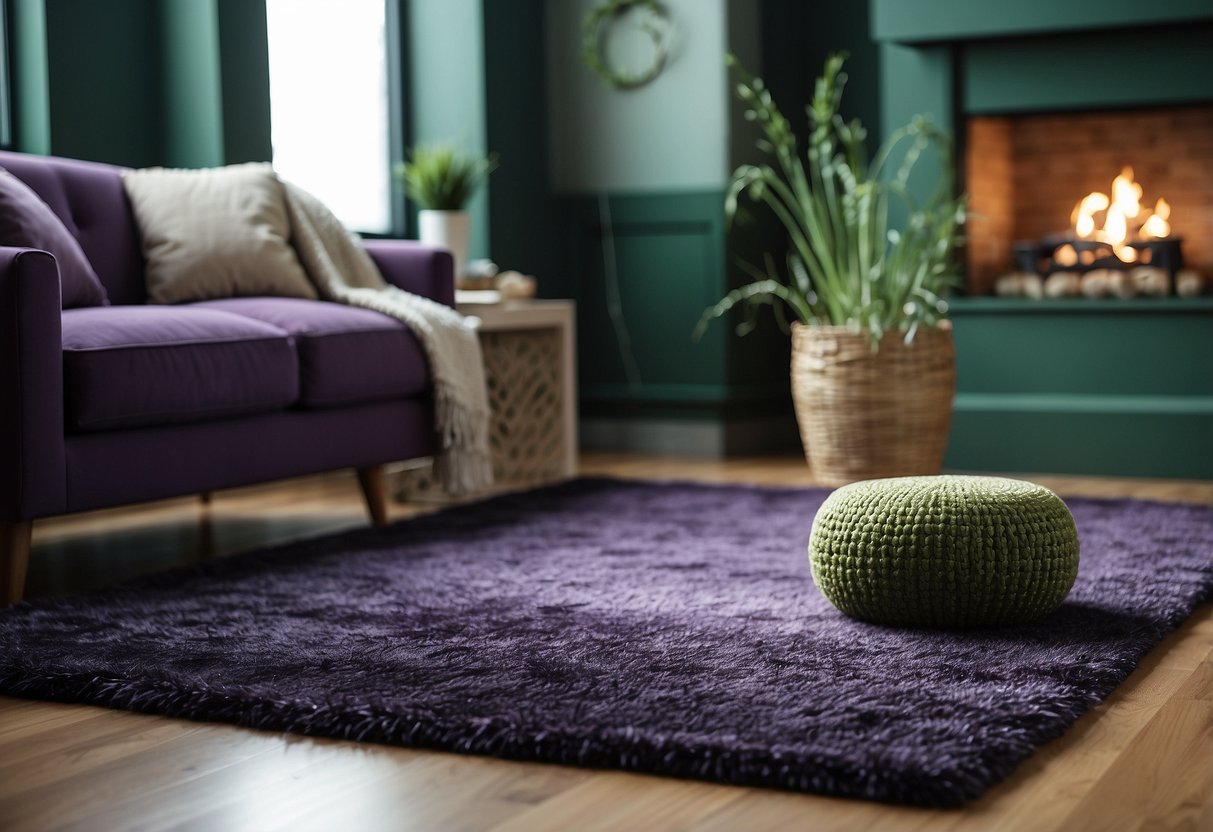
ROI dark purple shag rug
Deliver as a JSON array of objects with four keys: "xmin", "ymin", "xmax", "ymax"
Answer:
[{"xmin": 1, "ymin": 478, "xmax": 1211, "ymax": 807}]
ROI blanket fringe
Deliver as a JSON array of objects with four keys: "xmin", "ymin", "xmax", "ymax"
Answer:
[
  {"xmin": 434, "ymin": 388, "xmax": 494, "ymax": 493},
  {"xmin": 280, "ymin": 180, "xmax": 494, "ymax": 494}
]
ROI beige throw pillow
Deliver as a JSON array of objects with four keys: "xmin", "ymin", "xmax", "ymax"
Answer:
[{"xmin": 123, "ymin": 163, "xmax": 317, "ymax": 304}]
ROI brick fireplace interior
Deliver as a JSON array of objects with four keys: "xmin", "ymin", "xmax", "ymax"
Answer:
[{"xmin": 964, "ymin": 104, "xmax": 1213, "ymax": 296}]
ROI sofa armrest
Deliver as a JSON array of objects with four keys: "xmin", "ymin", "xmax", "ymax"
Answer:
[
  {"xmin": 0, "ymin": 248, "xmax": 66, "ymax": 520},
  {"xmin": 362, "ymin": 240, "xmax": 456, "ymax": 309}
]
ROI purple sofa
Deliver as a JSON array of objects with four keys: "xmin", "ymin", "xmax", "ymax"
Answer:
[{"xmin": 0, "ymin": 150, "xmax": 453, "ymax": 604}]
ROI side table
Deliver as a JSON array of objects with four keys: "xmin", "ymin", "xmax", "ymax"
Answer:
[{"xmin": 393, "ymin": 299, "xmax": 578, "ymax": 499}]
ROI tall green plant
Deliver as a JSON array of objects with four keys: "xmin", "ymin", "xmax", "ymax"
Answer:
[
  {"xmin": 396, "ymin": 144, "xmax": 498, "ymax": 211},
  {"xmin": 698, "ymin": 54, "xmax": 965, "ymax": 347}
]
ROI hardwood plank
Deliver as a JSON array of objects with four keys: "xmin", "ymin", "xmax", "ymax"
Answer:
[
  {"xmin": 0, "ymin": 722, "xmax": 284, "ymax": 831},
  {"xmin": 0, "ymin": 717, "xmax": 205, "ymax": 800},
  {"xmin": 488, "ymin": 772, "xmax": 746, "ymax": 832},
  {"xmin": 61, "ymin": 736, "xmax": 428, "ymax": 832},
  {"xmin": 0, "ymin": 705, "xmax": 151, "ymax": 770},
  {"xmin": 264, "ymin": 753, "xmax": 590, "ymax": 832},
  {"xmin": 1062, "ymin": 697, "xmax": 1213, "ymax": 831},
  {"xmin": 79, "ymin": 744, "xmax": 590, "ymax": 832},
  {"xmin": 0, "ymin": 700, "xmax": 105, "ymax": 740}
]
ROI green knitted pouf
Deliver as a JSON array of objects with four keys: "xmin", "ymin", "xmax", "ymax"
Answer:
[{"xmin": 808, "ymin": 475, "xmax": 1080, "ymax": 628}]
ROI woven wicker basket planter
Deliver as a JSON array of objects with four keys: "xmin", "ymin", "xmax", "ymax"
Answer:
[{"xmin": 790, "ymin": 323, "xmax": 956, "ymax": 486}]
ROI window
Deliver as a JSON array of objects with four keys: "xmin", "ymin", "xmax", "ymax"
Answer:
[{"xmin": 266, "ymin": 0, "xmax": 392, "ymax": 233}]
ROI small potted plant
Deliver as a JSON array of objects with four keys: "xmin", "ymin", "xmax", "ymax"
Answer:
[
  {"xmin": 699, "ymin": 54, "xmax": 966, "ymax": 485},
  {"xmin": 396, "ymin": 144, "xmax": 497, "ymax": 280}
]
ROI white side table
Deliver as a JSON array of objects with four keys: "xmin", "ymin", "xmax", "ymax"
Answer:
[{"xmin": 394, "ymin": 299, "xmax": 578, "ymax": 498}]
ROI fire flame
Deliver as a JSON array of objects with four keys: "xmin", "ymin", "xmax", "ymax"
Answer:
[
  {"xmin": 1071, "ymin": 167, "xmax": 1172, "ymax": 262},
  {"xmin": 1141, "ymin": 198, "xmax": 1171, "ymax": 239}
]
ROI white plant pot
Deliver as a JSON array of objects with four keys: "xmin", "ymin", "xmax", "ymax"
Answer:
[{"xmin": 418, "ymin": 209, "xmax": 471, "ymax": 280}]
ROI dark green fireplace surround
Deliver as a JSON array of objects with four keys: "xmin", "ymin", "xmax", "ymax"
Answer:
[
  {"xmin": 874, "ymin": 0, "xmax": 1213, "ymax": 479},
  {"xmin": 948, "ymin": 299, "xmax": 1213, "ymax": 479}
]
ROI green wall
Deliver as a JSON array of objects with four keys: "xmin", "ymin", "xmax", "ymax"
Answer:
[
  {"xmin": 9, "ymin": 0, "xmax": 271, "ymax": 168},
  {"xmin": 483, "ymin": 0, "xmax": 554, "ymax": 282},
  {"xmin": 28, "ymin": 0, "xmax": 161, "ymax": 167},
  {"xmin": 406, "ymin": 0, "xmax": 489, "ymax": 260},
  {"xmin": 760, "ymin": 0, "xmax": 880, "ymax": 153},
  {"xmin": 9, "ymin": 0, "xmax": 50, "ymax": 155},
  {"xmin": 872, "ymin": 0, "xmax": 1212, "ymax": 42},
  {"xmin": 963, "ymin": 28, "xmax": 1213, "ymax": 114},
  {"xmin": 546, "ymin": 0, "xmax": 798, "ymax": 453},
  {"xmin": 214, "ymin": 0, "xmax": 272, "ymax": 165},
  {"xmin": 161, "ymin": 0, "xmax": 223, "ymax": 167},
  {"xmin": 548, "ymin": 0, "xmax": 731, "ymax": 193}
]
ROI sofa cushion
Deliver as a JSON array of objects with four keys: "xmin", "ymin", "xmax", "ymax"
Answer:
[
  {"xmin": 191, "ymin": 298, "xmax": 430, "ymax": 408},
  {"xmin": 122, "ymin": 163, "xmax": 318, "ymax": 304},
  {"xmin": 61, "ymin": 306, "xmax": 299, "ymax": 432},
  {"xmin": 0, "ymin": 168, "xmax": 109, "ymax": 309}
]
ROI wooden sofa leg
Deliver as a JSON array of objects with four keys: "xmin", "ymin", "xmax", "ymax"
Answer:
[
  {"xmin": 1, "ymin": 520, "xmax": 33, "ymax": 606},
  {"xmin": 357, "ymin": 466, "xmax": 388, "ymax": 527}
]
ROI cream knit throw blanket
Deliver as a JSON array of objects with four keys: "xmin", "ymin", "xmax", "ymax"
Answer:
[{"xmin": 281, "ymin": 183, "xmax": 493, "ymax": 493}]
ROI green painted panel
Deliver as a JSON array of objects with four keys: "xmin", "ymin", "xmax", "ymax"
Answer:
[
  {"xmin": 946, "ymin": 404, "xmax": 1213, "ymax": 479},
  {"xmin": 558, "ymin": 190, "xmax": 730, "ymax": 403},
  {"xmin": 964, "ymin": 28, "xmax": 1213, "ymax": 114},
  {"xmin": 720, "ymin": 201, "xmax": 795, "ymax": 395},
  {"xmin": 162, "ymin": 0, "xmax": 223, "ymax": 168},
  {"xmin": 558, "ymin": 189, "xmax": 792, "ymax": 417},
  {"xmin": 879, "ymin": 42, "xmax": 954, "ymax": 135},
  {"xmin": 955, "ymin": 393, "xmax": 1213, "ymax": 415},
  {"xmin": 580, "ymin": 222, "xmax": 724, "ymax": 387},
  {"xmin": 952, "ymin": 298, "xmax": 1213, "ymax": 313},
  {"xmin": 761, "ymin": 0, "xmax": 881, "ymax": 165},
  {"xmin": 946, "ymin": 299, "xmax": 1213, "ymax": 478},
  {"xmin": 581, "ymin": 382, "xmax": 780, "ymax": 404},
  {"xmin": 951, "ymin": 301, "xmax": 1213, "ymax": 396},
  {"xmin": 872, "ymin": 0, "xmax": 1212, "ymax": 43},
  {"xmin": 484, "ymin": 0, "xmax": 554, "ymax": 281},
  {"xmin": 10, "ymin": 0, "xmax": 50, "ymax": 154},
  {"xmin": 406, "ymin": 0, "xmax": 489, "ymax": 260},
  {"xmin": 216, "ymin": 0, "xmax": 272, "ymax": 163},
  {"xmin": 726, "ymin": 0, "xmax": 762, "ymax": 172},
  {"xmin": 42, "ymin": 0, "xmax": 161, "ymax": 167},
  {"xmin": 878, "ymin": 42, "xmax": 953, "ymax": 218}
]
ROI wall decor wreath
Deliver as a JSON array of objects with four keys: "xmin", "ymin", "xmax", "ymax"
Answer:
[{"xmin": 581, "ymin": 0, "xmax": 672, "ymax": 91}]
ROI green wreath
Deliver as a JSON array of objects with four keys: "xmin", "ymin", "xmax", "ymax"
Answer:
[{"xmin": 581, "ymin": 0, "xmax": 672, "ymax": 91}]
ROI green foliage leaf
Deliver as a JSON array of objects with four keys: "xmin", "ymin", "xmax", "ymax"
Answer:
[
  {"xmin": 702, "ymin": 53, "xmax": 967, "ymax": 349},
  {"xmin": 395, "ymin": 145, "xmax": 498, "ymax": 211}
]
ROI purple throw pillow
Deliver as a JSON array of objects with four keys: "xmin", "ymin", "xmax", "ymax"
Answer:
[{"xmin": 0, "ymin": 168, "xmax": 109, "ymax": 308}]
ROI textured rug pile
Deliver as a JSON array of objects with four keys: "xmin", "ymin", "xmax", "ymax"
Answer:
[{"xmin": 1, "ymin": 478, "xmax": 1211, "ymax": 807}]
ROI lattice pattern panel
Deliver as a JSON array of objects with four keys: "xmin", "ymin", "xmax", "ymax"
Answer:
[
  {"xmin": 394, "ymin": 327, "xmax": 566, "ymax": 500},
  {"xmin": 482, "ymin": 328, "xmax": 565, "ymax": 482}
]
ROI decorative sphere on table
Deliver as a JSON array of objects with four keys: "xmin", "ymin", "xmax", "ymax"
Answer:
[{"xmin": 808, "ymin": 475, "xmax": 1080, "ymax": 629}]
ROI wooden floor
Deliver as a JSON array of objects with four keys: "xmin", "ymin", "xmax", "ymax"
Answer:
[{"xmin": 1, "ymin": 454, "xmax": 1211, "ymax": 831}]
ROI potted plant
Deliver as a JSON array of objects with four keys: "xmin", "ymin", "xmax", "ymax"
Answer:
[
  {"xmin": 396, "ymin": 144, "xmax": 497, "ymax": 281},
  {"xmin": 699, "ymin": 54, "xmax": 966, "ymax": 485}
]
